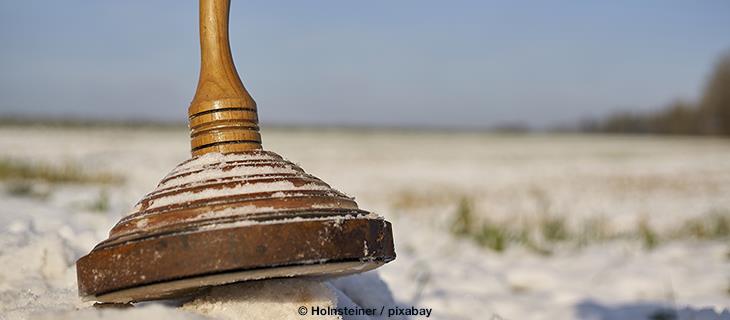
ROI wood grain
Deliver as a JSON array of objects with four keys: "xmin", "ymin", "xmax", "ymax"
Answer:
[{"xmin": 189, "ymin": 0, "xmax": 261, "ymax": 155}]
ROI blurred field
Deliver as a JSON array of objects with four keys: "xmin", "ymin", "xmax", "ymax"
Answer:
[{"xmin": 0, "ymin": 125, "xmax": 728, "ymax": 319}]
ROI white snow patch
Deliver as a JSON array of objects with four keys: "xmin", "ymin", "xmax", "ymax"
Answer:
[
  {"xmin": 146, "ymin": 181, "xmax": 331, "ymax": 210},
  {"xmin": 181, "ymin": 274, "xmax": 399, "ymax": 320},
  {"xmin": 135, "ymin": 218, "xmax": 148, "ymax": 228},
  {"xmin": 195, "ymin": 205, "xmax": 275, "ymax": 219},
  {"xmin": 2, "ymin": 127, "xmax": 730, "ymax": 320},
  {"xmin": 34, "ymin": 304, "xmax": 207, "ymax": 320},
  {"xmin": 171, "ymin": 152, "xmax": 281, "ymax": 174},
  {"xmin": 159, "ymin": 165, "xmax": 300, "ymax": 190},
  {"xmin": 182, "ymin": 278, "xmax": 339, "ymax": 320}
]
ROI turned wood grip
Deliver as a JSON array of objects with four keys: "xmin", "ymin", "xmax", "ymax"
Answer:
[{"xmin": 189, "ymin": 0, "xmax": 261, "ymax": 156}]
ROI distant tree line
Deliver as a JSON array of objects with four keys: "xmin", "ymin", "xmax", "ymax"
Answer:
[{"xmin": 580, "ymin": 52, "xmax": 730, "ymax": 136}]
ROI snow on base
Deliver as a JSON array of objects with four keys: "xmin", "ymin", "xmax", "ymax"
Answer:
[
  {"xmin": 182, "ymin": 279, "xmax": 335, "ymax": 320},
  {"xmin": 180, "ymin": 273, "xmax": 399, "ymax": 320},
  {"xmin": 329, "ymin": 272, "xmax": 397, "ymax": 312}
]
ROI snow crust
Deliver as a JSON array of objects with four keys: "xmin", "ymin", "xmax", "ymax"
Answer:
[
  {"xmin": 158, "ymin": 165, "xmax": 301, "ymax": 190},
  {"xmin": 1, "ymin": 127, "xmax": 729, "ymax": 320},
  {"xmin": 138, "ymin": 152, "xmax": 335, "ymax": 211},
  {"xmin": 156, "ymin": 152, "xmax": 303, "ymax": 192},
  {"xmin": 172, "ymin": 152, "xmax": 282, "ymax": 173},
  {"xmin": 181, "ymin": 279, "xmax": 340, "ymax": 320},
  {"xmin": 34, "ymin": 305, "xmax": 207, "ymax": 320},
  {"xmin": 145, "ymin": 181, "xmax": 332, "ymax": 210},
  {"xmin": 181, "ymin": 273, "xmax": 399, "ymax": 320}
]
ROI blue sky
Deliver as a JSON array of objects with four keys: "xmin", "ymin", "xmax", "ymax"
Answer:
[{"xmin": 1, "ymin": 0, "xmax": 728, "ymax": 128}]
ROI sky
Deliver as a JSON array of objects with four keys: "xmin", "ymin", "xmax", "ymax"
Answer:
[{"xmin": 0, "ymin": 0, "xmax": 729, "ymax": 129}]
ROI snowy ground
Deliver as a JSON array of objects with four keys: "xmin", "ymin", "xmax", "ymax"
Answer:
[{"xmin": 0, "ymin": 126, "xmax": 728, "ymax": 319}]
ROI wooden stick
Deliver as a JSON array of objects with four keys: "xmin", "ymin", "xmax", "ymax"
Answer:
[{"xmin": 189, "ymin": 0, "xmax": 261, "ymax": 156}]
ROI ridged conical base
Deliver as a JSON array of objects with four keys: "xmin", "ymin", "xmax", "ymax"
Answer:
[{"xmin": 76, "ymin": 151, "xmax": 395, "ymax": 303}]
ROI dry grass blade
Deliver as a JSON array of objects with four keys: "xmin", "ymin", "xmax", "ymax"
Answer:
[{"xmin": 0, "ymin": 158, "xmax": 122, "ymax": 185}]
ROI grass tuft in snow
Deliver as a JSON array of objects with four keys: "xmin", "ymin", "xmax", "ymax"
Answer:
[
  {"xmin": 672, "ymin": 211, "xmax": 730, "ymax": 240},
  {"xmin": 86, "ymin": 189, "xmax": 111, "ymax": 212},
  {"xmin": 4, "ymin": 181, "xmax": 50, "ymax": 200},
  {"xmin": 448, "ymin": 197, "xmax": 530, "ymax": 253},
  {"xmin": 475, "ymin": 219, "xmax": 507, "ymax": 252},
  {"xmin": 449, "ymin": 197, "xmax": 729, "ymax": 253},
  {"xmin": 540, "ymin": 215, "xmax": 569, "ymax": 242},
  {"xmin": 449, "ymin": 197, "xmax": 507, "ymax": 252},
  {"xmin": 638, "ymin": 217, "xmax": 659, "ymax": 250},
  {"xmin": 449, "ymin": 197, "xmax": 474, "ymax": 236},
  {"xmin": 0, "ymin": 158, "xmax": 122, "ymax": 185}
]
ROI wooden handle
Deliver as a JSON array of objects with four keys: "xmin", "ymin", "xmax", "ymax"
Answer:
[{"xmin": 189, "ymin": 0, "xmax": 261, "ymax": 156}]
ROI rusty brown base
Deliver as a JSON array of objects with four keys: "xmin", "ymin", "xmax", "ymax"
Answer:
[{"xmin": 77, "ymin": 218, "xmax": 395, "ymax": 303}]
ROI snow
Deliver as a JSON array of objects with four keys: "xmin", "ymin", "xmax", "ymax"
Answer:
[
  {"xmin": 34, "ymin": 305, "xmax": 207, "ymax": 320},
  {"xmin": 172, "ymin": 152, "xmax": 282, "ymax": 172},
  {"xmin": 0, "ymin": 127, "xmax": 729, "ymax": 320},
  {"xmin": 180, "ymin": 273, "xmax": 399, "ymax": 320},
  {"xmin": 329, "ymin": 271, "xmax": 397, "ymax": 310},
  {"xmin": 134, "ymin": 151, "xmax": 341, "ymax": 215},
  {"xmin": 158, "ymin": 165, "xmax": 301, "ymax": 190},
  {"xmin": 156, "ymin": 151, "xmax": 299, "ymax": 190},
  {"xmin": 144, "ymin": 180, "xmax": 333, "ymax": 210},
  {"xmin": 181, "ymin": 279, "xmax": 340, "ymax": 320}
]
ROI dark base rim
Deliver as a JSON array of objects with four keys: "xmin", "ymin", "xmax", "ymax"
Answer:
[{"xmin": 76, "ymin": 217, "xmax": 395, "ymax": 301}]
